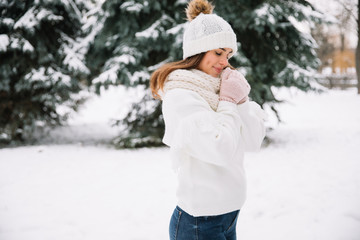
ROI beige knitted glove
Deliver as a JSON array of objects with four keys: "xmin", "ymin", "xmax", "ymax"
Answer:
[{"xmin": 220, "ymin": 68, "xmax": 251, "ymax": 104}]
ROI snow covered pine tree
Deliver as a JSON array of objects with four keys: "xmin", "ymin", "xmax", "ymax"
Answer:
[
  {"xmin": 87, "ymin": 0, "xmax": 186, "ymax": 148},
  {"xmin": 0, "ymin": 0, "xmax": 90, "ymax": 144}
]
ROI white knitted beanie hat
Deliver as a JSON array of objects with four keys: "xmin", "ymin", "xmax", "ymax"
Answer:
[{"xmin": 182, "ymin": 0, "xmax": 238, "ymax": 59}]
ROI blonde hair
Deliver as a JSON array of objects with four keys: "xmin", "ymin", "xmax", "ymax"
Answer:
[{"xmin": 150, "ymin": 53, "xmax": 205, "ymax": 99}]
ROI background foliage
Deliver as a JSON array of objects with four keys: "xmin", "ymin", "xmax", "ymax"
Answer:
[
  {"xmin": 0, "ymin": 0, "xmax": 91, "ymax": 144},
  {"xmin": 1, "ymin": 0, "xmax": 325, "ymax": 147}
]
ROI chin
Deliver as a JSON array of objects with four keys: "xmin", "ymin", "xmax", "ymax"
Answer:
[{"xmin": 212, "ymin": 72, "xmax": 220, "ymax": 78}]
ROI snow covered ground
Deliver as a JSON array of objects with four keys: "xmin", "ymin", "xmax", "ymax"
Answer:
[{"xmin": 0, "ymin": 87, "xmax": 360, "ymax": 240}]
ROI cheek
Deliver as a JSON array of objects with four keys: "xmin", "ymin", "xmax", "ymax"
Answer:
[
  {"xmin": 204, "ymin": 58, "xmax": 216, "ymax": 68},
  {"xmin": 199, "ymin": 53, "xmax": 217, "ymax": 71}
]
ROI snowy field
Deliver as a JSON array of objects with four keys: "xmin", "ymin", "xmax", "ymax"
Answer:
[{"xmin": 1, "ymin": 87, "xmax": 360, "ymax": 240}]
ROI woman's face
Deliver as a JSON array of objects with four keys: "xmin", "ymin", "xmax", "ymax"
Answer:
[{"xmin": 198, "ymin": 48, "xmax": 233, "ymax": 77}]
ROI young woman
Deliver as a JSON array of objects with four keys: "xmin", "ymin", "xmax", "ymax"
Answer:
[{"xmin": 150, "ymin": 0, "xmax": 267, "ymax": 239}]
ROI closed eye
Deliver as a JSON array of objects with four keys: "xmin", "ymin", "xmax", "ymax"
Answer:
[{"xmin": 219, "ymin": 48, "xmax": 233, "ymax": 59}]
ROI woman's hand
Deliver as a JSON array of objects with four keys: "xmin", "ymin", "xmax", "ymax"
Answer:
[{"xmin": 219, "ymin": 68, "xmax": 251, "ymax": 104}]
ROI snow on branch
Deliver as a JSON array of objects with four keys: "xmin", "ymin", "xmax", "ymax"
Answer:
[
  {"xmin": 14, "ymin": 7, "xmax": 63, "ymax": 34},
  {"xmin": 61, "ymin": 0, "xmax": 82, "ymax": 22},
  {"xmin": 60, "ymin": 33, "xmax": 90, "ymax": 75},
  {"xmin": 135, "ymin": 15, "xmax": 171, "ymax": 39},
  {"xmin": 120, "ymin": 1, "xmax": 149, "ymax": 13},
  {"xmin": 2, "ymin": 18, "xmax": 14, "ymax": 28},
  {"xmin": 130, "ymin": 70, "xmax": 150, "ymax": 85},
  {"xmin": 62, "ymin": 44, "xmax": 90, "ymax": 75},
  {"xmin": 0, "ymin": 35, "xmax": 10, "ymax": 52},
  {"xmin": 254, "ymin": 3, "xmax": 277, "ymax": 25},
  {"xmin": 21, "ymin": 67, "xmax": 72, "ymax": 91},
  {"xmin": 278, "ymin": 60, "xmax": 316, "ymax": 81},
  {"xmin": 13, "ymin": 6, "xmax": 38, "ymax": 32},
  {"xmin": 36, "ymin": 8, "xmax": 63, "ymax": 22},
  {"xmin": 5, "ymin": 36, "xmax": 34, "ymax": 53},
  {"xmin": 253, "ymin": 1, "xmax": 329, "ymax": 31},
  {"xmin": 92, "ymin": 65, "xmax": 120, "ymax": 85}
]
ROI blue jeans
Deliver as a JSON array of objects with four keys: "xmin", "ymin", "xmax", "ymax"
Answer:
[{"xmin": 169, "ymin": 206, "xmax": 240, "ymax": 240}]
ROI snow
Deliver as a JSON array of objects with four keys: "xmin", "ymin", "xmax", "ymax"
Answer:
[
  {"xmin": 61, "ymin": 0, "xmax": 82, "ymax": 22},
  {"xmin": 166, "ymin": 24, "xmax": 184, "ymax": 35},
  {"xmin": 2, "ymin": 18, "xmax": 15, "ymax": 27},
  {"xmin": 13, "ymin": 6, "xmax": 63, "ymax": 35},
  {"xmin": 62, "ymin": 39, "xmax": 90, "ymax": 75},
  {"xmin": 130, "ymin": 70, "xmax": 150, "ymax": 85},
  {"xmin": 0, "ymin": 34, "xmax": 10, "ymax": 52},
  {"xmin": 18, "ymin": 67, "xmax": 72, "ymax": 93},
  {"xmin": 24, "ymin": 67, "xmax": 48, "ymax": 83},
  {"xmin": 175, "ymin": 0, "xmax": 188, "ymax": 5},
  {"xmin": 80, "ymin": 0, "xmax": 106, "ymax": 57},
  {"xmin": 278, "ymin": 60, "xmax": 315, "ymax": 80},
  {"xmin": 135, "ymin": 16, "xmax": 170, "ymax": 39},
  {"xmin": 36, "ymin": 8, "xmax": 63, "ymax": 22},
  {"xmin": 1, "ymin": 87, "xmax": 360, "ymax": 240},
  {"xmin": 295, "ymin": 3, "xmax": 324, "ymax": 21},
  {"xmin": 254, "ymin": 3, "xmax": 276, "ymax": 25},
  {"xmin": 9, "ymin": 38, "xmax": 21, "ymax": 50},
  {"xmin": 92, "ymin": 55, "xmax": 137, "ymax": 85},
  {"xmin": 92, "ymin": 65, "xmax": 120, "ymax": 85},
  {"xmin": 25, "ymin": 67, "xmax": 70, "ymax": 85},
  {"xmin": 115, "ymin": 55, "xmax": 136, "ymax": 65},
  {"xmin": 288, "ymin": 15, "xmax": 312, "ymax": 35},
  {"xmin": 23, "ymin": 40, "xmax": 34, "ymax": 52},
  {"xmin": 56, "ymin": 1, "xmax": 102, "ymax": 77},
  {"xmin": 120, "ymin": 1, "xmax": 147, "ymax": 13},
  {"xmin": 4, "ymin": 37, "xmax": 35, "ymax": 53},
  {"xmin": 13, "ymin": 6, "xmax": 38, "ymax": 32}
]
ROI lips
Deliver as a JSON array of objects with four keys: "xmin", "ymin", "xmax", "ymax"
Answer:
[{"xmin": 213, "ymin": 67, "xmax": 222, "ymax": 74}]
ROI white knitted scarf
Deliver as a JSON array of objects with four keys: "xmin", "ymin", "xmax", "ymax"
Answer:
[{"xmin": 163, "ymin": 69, "xmax": 220, "ymax": 111}]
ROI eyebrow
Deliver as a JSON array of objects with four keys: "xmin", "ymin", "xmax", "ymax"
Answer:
[{"xmin": 220, "ymin": 48, "xmax": 233, "ymax": 54}]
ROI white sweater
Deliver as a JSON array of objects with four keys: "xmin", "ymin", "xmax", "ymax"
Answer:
[{"xmin": 162, "ymin": 88, "xmax": 267, "ymax": 217}]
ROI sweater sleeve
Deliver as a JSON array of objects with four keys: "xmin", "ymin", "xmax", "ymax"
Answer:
[
  {"xmin": 162, "ymin": 89, "xmax": 243, "ymax": 167},
  {"xmin": 236, "ymin": 101, "xmax": 267, "ymax": 152}
]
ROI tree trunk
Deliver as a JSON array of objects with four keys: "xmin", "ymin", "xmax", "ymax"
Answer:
[{"xmin": 357, "ymin": 0, "xmax": 360, "ymax": 94}]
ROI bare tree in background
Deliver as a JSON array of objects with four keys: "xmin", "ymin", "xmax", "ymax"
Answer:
[
  {"xmin": 311, "ymin": 23, "xmax": 336, "ymax": 72},
  {"xmin": 337, "ymin": 1, "xmax": 354, "ymax": 51},
  {"xmin": 333, "ymin": 0, "xmax": 359, "ymax": 93}
]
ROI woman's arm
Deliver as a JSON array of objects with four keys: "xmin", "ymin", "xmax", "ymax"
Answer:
[
  {"xmin": 162, "ymin": 89, "xmax": 243, "ymax": 167},
  {"xmin": 237, "ymin": 101, "xmax": 267, "ymax": 152}
]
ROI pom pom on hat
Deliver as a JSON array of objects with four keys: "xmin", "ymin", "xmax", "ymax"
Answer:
[
  {"xmin": 182, "ymin": 0, "xmax": 237, "ymax": 59},
  {"xmin": 186, "ymin": 0, "xmax": 214, "ymax": 21}
]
